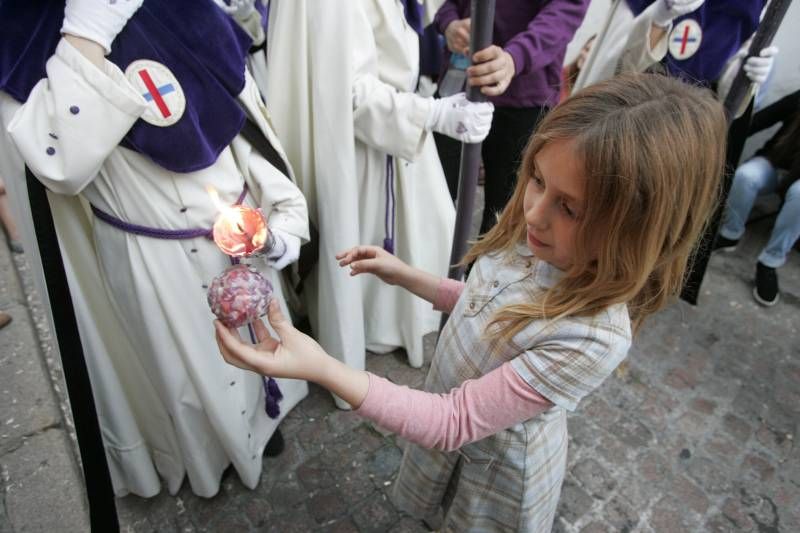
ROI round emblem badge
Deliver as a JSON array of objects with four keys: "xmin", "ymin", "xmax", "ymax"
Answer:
[
  {"xmin": 668, "ymin": 19, "xmax": 703, "ymax": 61},
  {"xmin": 125, "ymin": 60, "xmax": 186, "ymax": 127}
]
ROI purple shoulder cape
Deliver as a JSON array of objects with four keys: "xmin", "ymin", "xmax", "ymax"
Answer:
[
  {"xmin": 0, "ymin": 0, "xmax": 253, "ymax": 173},
  {"xmin": 624, "ymin": 0, "xmax": 765, "ymax": 84}
]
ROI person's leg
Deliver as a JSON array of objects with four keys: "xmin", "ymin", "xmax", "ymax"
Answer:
[
  {"xmin": 480, "ymin": 106, "xmax": 546, "ymax": 234},
  {"xmin": 0, "ymin": 177, "xmax": 22, "ymax": 253},
  {"xmin": 758, "ymin": 178, "xmax": 800, "ymax": 268},
  {"xmin": 719, "ymin": 157, "xmax": 778, "ymax": 243},
  {"xmin": 751, "ymin": 177, "xmax": 800, "ymax": 306}
]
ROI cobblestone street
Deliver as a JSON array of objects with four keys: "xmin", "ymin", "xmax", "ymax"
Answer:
[{"xmin": 2, "ymin": 212, "xmax": 798, "ymax": 532}]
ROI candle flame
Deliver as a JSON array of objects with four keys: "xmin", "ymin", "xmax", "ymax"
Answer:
[
  {"xmin": 206, "ymin": 185, "xmax": 267, "ymax": 257},
  {"xmin": 206, "ymin": 185, "xmax": 229, "ymax": 213}
]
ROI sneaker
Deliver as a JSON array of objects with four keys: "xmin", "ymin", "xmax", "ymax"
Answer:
[
  {"xmin": 712, "ymin": 235, "xmax": 739, "ymax": 253},
  {"xmin": 753, "ymin": 262, "xmax": 779, "ymax": 306}
]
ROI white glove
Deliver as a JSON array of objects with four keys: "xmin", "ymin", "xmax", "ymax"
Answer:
[
  {"xmin": 652, "ymin": 0, "xmax": 705, "ymax": 28},
  {"xmin": 265, "ymin": 227, "xmax": 301, "ymax": 271},
  {"xmin": 61, "ymin": 0, "xmax": 144, "ymax": 54},
  {"xmin": 425, "ymin": 93, "xmax": 494, "ymax": 144},
  {"xmin": 213, "ymin": 0, "xmax": 256, "ymax": 21},
  {"xmin": 743, "ymin": 46, "xmax": 779, "ymax": 86}
]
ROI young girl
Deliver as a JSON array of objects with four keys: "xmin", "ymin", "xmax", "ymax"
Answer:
[{"xmin": 215, "ymin": 73, "xmax": 727, "ymax": 531}]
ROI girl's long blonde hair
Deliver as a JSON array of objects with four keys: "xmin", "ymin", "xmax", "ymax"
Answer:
[{"xmin": 464, "ymin": 73, "xmax": 727, "ymax": 338}]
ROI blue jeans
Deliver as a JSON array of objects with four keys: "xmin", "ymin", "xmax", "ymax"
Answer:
[{"xmin": 720, "ymin": 156, "xmax": 800, "ymax": 268}]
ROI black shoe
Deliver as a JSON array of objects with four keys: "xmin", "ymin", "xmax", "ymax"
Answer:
[
  {"xmin": 712, "ymin": 235, "xmax": 739, "ymax": 253},
  {"xmin": 264, "ymin": 428, "xmax": 285, "ymax": 457},
  {"xmin": 753, "ymin": 262, "xmax": 779, "ymax": 306}
]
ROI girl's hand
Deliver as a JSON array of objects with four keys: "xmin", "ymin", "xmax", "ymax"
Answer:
[
  {"xmin": 445, "ymin": 18, "xmax": 471, "ymax": 55},
  {"xmin": 468, "ymin": 45, "xmax": 516, "ymax": 96},
  {"xmin": 215, "ymin": 300, "xmax": 328, "ymax": 382},
  {"xmin": 215, "ymin": 300, "xmax": 371, "ymax": 408},
  {"xmin": 336, "ymin": 245, "xmax": 410, "ymax": 286}
]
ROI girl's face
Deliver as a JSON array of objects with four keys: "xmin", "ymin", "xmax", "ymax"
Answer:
[{"xmin": 522, "ymin": 139, "xmax": 587, "ymax": 270}]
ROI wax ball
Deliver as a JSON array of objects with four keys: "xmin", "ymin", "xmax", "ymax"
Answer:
[{"xmin": 207, "ymin": 264, "xmax": 273, "ymax": 328}]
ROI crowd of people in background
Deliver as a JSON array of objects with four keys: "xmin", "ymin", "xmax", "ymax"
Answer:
[{"xmin": 0, "ymin": 1, "xmax": 796, "ymax": 530}]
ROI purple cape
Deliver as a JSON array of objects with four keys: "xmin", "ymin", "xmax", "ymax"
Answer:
[
  {"xmin": 624, "ymin": 0, "xmax": 765, "ymax": 84},
  {"xmin": 0, "ymin": 0, "xmax": 252, "ymax": 173}
]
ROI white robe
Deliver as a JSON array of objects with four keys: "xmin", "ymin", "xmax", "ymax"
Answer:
[
  {"xmin": 263, "ymin": 1, "xmax": 367, "ymax": 404},
  {"xmin": 572, "ymin": 1, "xmax": 670, "ymax": 93},
  {"xmin": 0, "ymin": 38, "xmax": 309, "ymax": 498},
  {"xmin": 351, "ymin": 0, "xmax": 455, "ymax": 367},
  {"xmin": 264, "ymin": 1, "xmax": 454, "ymax": 386}
]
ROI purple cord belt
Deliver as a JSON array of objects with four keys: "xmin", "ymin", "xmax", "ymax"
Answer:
[
  {"xmin": 383, "ymin": 155, "xmax": 396, "ymax": 254},
  {"xmin": 89, "ymin": 183, "xmax": 284, "ymax": 419},
  {"xmin": 90, "ymin": 185, "xmax": 249, "ymax": 240}
]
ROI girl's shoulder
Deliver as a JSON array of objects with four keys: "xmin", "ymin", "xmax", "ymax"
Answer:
[{"xmin": 515, "ymin": 295, "xmax": 632, "ymax": 354}]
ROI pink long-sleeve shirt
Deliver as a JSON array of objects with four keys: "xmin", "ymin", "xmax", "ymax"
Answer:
[{"xmin": 354, "ymin": 278, "xmax": 554, "ymax": 451}]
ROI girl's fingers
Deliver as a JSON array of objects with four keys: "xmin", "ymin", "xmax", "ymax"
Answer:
[
  {"xmin": 253, "ymin": 318, "xmax": 280, "ymax": 351},
  {"xmin": 349, "ymin": 259, "xmax": 373, "ymax": 275},
  {"xmin": 351, "ymin": 258, "xmax": 387, "ymax": 277},
  {"xmin": 339, "ymin": 246, "xmax": 378, "ymax": 266},
  {"xmin": 215, "ymin": 322, "xmax": 259, "ymax": 370},
  {"xmin": 337, "ymin": 246, "xmax": 379, "ymax": 266}
]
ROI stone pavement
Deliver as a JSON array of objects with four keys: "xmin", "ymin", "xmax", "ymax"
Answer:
[
  {"xmin": 1, "ymin": 209, "xmax": 798, "ymax": 532},
  {"xmin": 0, "ymin": 228, "xmax": 89, "ymax": 531},
  {"xmin": 116, "ymin": 214, "xmax": 800, "ymax": 532}
]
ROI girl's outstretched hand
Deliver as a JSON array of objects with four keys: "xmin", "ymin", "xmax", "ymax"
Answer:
[
  {"xmin": 215, "ymin": 300, "xmax": 371, "ymax": 408},
  {"xmin": 215, "ymin": 300, "xmax": 328, "ymax": 382},
  {"xmin": 336, "ymin": 245, "xmax": 410, "ymax": 285}
]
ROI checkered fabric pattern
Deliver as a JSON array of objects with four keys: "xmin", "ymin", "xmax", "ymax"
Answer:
[{"xmin": 392, "ymin": 244, "xmax": 631, "ymax": 532}]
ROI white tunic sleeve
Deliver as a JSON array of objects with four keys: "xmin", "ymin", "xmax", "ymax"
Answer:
[
  {"xmin": 616, "ymin": 2, "xmax": 670, "ymax": 75},
  {"xmin": 351, "ymin": 3, "xmax": 431, "ymax": 162},
  {"xmin": 5, "ymin": 38, "xmax": 146, "ymax": 196},
  {"xmin": 246, "ymin": 145, "xmax": 310, "ymax": 242}
]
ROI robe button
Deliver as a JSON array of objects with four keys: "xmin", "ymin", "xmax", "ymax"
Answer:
[
  {"xmin": 202, "ymin": 284, "xmax": 208, "ymax": 289},
  {"xmin": 46, "ymin": 147, "xmax": 55, "ymax": 156},
  {"xmin": 469, "ymin": 302, "xmax": 476, "ymax": 310},
  {"xmin": 179, "ymin": 207, "xmax": 188, "ymax": 213},
  {"xmin": 525, "ymin": 261, "xmax": 532, "ymax": 268},
  {"xmin": 190, "ymin": 248, "xmax": 197, "ymax": 253},
  {"xmin": 230, "ymin": 381, "xmax": 236, "ymax": 386},
  {"xmin": 492, "ymin": 281, "xmax": 499, "ymax": 288},
  {"xmin": 69, "ymin": 105, "xmax": 80, "ymax": 115}
]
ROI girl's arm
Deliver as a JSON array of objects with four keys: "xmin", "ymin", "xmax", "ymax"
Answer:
[
  {"xmin": 355, "ymin": 363, "xmax": 552, "ymax": 451},
  {"xmin": 336, "ymin": 245, "xmax": 464, "ymax": 307},
  {"xmin": 215, "ymin": 302, "xmax": 552, "ymax": 451}
]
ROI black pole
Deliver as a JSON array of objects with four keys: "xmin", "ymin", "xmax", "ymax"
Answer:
[
  {"xmin": 722, "ymin": 0, "xmax": 793, "ymax": 120},
  {"xmin": 680, "ymin": 0, "xmax": 793, "ymax": 304},
  {"xmin": 26, "ymin": 169, "xmax": 119, "ymax": 532},
  {"xmin": 440, "ymin": 0, "xmax": 496, "ymax": 328}
]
